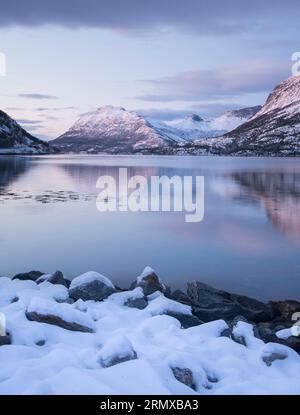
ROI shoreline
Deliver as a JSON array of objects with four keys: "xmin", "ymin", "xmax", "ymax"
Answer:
[{"xmin": 0, "ymin": 267, "xmax": 300, "ymax": 394}]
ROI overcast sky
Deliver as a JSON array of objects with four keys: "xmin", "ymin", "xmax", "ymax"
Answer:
[{"xmin": 0, "ymin": 0, "xmax": 298, "ymax": 139}]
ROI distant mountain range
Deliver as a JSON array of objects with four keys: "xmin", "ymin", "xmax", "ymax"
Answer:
[
  {"xmin": 50, "ymin": 105, "xmax": 260, "ymax": 154},
  {"xmin": 0, "ymin": 74, "xmax": 300, "ymax": 156}
]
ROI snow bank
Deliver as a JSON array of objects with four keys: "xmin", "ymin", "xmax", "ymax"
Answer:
[{"xmin": 0, "ymin": 276, "xmax": 300, "ymax": 395}]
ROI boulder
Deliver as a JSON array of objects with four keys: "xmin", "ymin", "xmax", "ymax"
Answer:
[
  {"xmin": 69, "ymin": 271, "xmax": 115, "ymax": 301},
  {"xmin": 257, "ymin": 321, "xmax": 300, "ymax": 354},
  {"xmin": 98, "ymin": 335, "xmax": 137, "ymax": 368},
  {"xmin": 12, "ymin": 270, "xmax": 44, "ymax": 282},
  {"xmin": 0, "ymin": 333, "xmax": 11, "ymax": 346},
  {"xmin": 187, "ymin": 281, "xmax": 273, "ymax": 323},
  {"xmin": 36, "ymin": 271, "xmax": 68, "ymax": 287},
  {"xmin": 168, "ymin": 290, "xmax": 191, "ymax": 305},
  {"xmin": 166, "ymin": 312, "xmax": 202, "ymax": 329},
  {"xmin": 270, "ymin": 300, "xmax": 300, "ymax": 320},
  {"xmin": 125, "ymin": 297, "xmax": 148, "ymax": 310},
  {"xmin": 171, "ymin": 367, "xmax": 196, "ymax": 390},
  {"xmin": 26, "ymin": 297, "xmax": 95, "ymax": 333},
  {"xmin": 130, "ymin": 267, "xmax": 166, "ymax": 296}
]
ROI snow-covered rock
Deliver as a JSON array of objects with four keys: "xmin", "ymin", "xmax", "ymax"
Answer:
[
  {"xmin": 36, "ymin": 271, "xmax": 68, "ymax": 287},
  {"xmin": 1, "ymin": 272, "xmax": 300, "ymax": 394},
  {"xmin": 69, "ymin": 271, "xmax": 115, "ymax": 301},
  {"xmin": 0, "ymin": 110, "xmax": 52, "ymax": 154},
  {"xmin": 26, "ymin": 297, "xmax": 95, "ymax": 333},
  {"xmin": 130, "ymin": 266, "xmax": 167, "ymax": 296}
]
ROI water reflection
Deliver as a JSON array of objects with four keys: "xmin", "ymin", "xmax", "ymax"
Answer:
[{"xmin": 233, "ymin": 171, "xmax": 300, "ymax": 240}]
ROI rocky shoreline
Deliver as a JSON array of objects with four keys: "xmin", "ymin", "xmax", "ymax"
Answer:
[{"xmin": 2, "ymin": 267, "xmax": 299, "ymax": 354}]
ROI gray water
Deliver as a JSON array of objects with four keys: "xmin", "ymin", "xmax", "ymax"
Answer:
[{"xmin": 0, "ymin": 154, "xmax": 299, "ymax": 301}]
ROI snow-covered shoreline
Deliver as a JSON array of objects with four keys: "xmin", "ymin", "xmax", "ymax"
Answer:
[{"xmin": 0, "ymin": 267, "xmax": 300, "ymax": 395}]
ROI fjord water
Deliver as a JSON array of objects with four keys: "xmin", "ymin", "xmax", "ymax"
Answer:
[{"xmin": 0, "ymin": 155, "xmax": 299, "ymax": 301}]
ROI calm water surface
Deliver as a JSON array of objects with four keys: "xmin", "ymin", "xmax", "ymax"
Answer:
[{"xmin": 0, "ymin": 155, "xmax": 299, "ymax": 301}]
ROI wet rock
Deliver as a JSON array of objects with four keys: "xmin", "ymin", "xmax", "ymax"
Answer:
[
  {"xmin": 166, "ymin": 312, "xmax": 202, "ymax": 329},
  {"xmin": 37, "ymin": 271, "xmax": 68, "ymax": 287},
  {"xmin": 187, "ymin": 281, "xmax": 273, "ymax": 323},
  {"xmin": 12, "ymin": 270, "xmax": 44, "ymax": 282},
  {"xmin": 130, "ymin": 267, "xmax": 166, "ymax": 296},
  {"xmin": 125, "ymin": 297, "xmax": 148, "ymax": 310},
  {"xmin": 69, "ymin": 271, "xmax": 115, "ymax": 302},
  {"xmin": 171, "ymin": 367, "xmax": 196, "ymax": 390}
]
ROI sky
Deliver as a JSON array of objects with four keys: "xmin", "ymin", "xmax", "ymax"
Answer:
[{"xmin": 0, "ymin": 0, "xmax": 298, "ymax": 140}]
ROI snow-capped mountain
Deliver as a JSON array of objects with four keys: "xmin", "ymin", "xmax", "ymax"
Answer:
[
  {"xmin": 0, "ymin": 110, "xmax": 51, "ymax": 154},
  {"xmin": 52, "ymin": 105, "xmax": 260, "ymax": 154},
  {"xmin": 51, "ymin": 106, "xmax": 183, "ymax": 154},
  {"xmin": 202, "ymin": 76, "xmax": 300, "ymax": 156}
]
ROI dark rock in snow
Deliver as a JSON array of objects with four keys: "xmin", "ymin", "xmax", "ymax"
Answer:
[
  {"xmin": 262, "ymin": 351, "xmax": 287, "ymax": 367},
  {"xmin": 36, "ymin": 271, "xmax": 68, "ymax": 287},
  {"xmin": 0, "ymin": 334, "xmax": 11, "ymax": 346},
  {"xmin": 130, "ymin": 267, "xmax": 166, "ymax": 296},
  {"xmin": 257, "ymin": 321, "xmax": 300, "ymax": 354},
  {"xmin": 12, "ymin": 270, "xmax": 44, "ymax": 282},
  {"xmin": 171, "ymin": 367, "xmax": 196, "ymax": 390},
  {"xmin": 69, "ymin": 272, "xmax": 115, "ymax": 302},
  {"xmin": 168, "ymin": 290, "xmax": 191, "ymax": 305},
  {"xmin": 187, "ymin": 281, "xmax": 273, "ymax": 323},
  {"xmin": 26, "ymin": 311, "xmax": 94, "ymax": 333},
  {"xmin": 166, "ymin": 312, "xmax": 202, "ymax": 329},
  {"xmin": 125, "ymin": 297, "xmax": 148, "ymax": 310},
  {"xmin": 270, "ymin": 300, "xmax": 300, "ymax": 320}
]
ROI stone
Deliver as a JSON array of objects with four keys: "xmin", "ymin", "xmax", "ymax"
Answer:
[
  {"xmin": 187, "ymin": 281, "xmax": 273, "ymax": 323},
  {"xmin": 98, "ymin": 335, "xmax": 137, "ymax": 368},
  {"xmin": 262, "ymin": 352, "xmax": 287, "ymax": 367},
  {"xmin": 168, "ymin": 290, "xmax": 191, "ymax": 305},
  {"xmin": 130, "ymin": 267, "xmax": 166, "ymax": 296},
  {"xmin": 0, "ymin": 334, "xmax": 11, "ymax": 346},
  {"xmin": 12, "ymin": 270, "xmax": 44, "ymax": 282},
  {"xmin": 270, "ymin": 300, "xmax": 300, "ymax": 320},
  {"xmin": 171, "ymin": 367, "xmax": 196, "ymax": 390},
  {"xmin": 69, "ymin": 271, "xmax": 115, "ymax": 302},
  {"xmin": 257, "ymin": 321, "xmax": 300, "ymax": 354},
  {"xmin": 125, "ymin": 297, "xmax": 148, "ymax": 310},
  {"xmin": 37, "ymin": 271, "xmax": 68, "ymax": 287},
  {"xmin": 26, "ymin": 310, "xmax": 94, "ymax": 333},
  {"xmin": 166, "ymin": 312, "xmax": 202, "ymax": 329}
]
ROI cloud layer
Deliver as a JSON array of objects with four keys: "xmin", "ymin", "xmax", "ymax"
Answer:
[
  {"xmin": 137, "ymin": 60, "xmax": 290, "ymax": 102},
  {"xmin": 0, "ymin": 0, "xmax": 298, "ymax": 35}
]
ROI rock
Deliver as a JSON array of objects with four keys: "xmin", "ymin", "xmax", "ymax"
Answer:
[
  {"xmin": 171, "ymin": 367, "xmax": 195, "ymax": 390},
  {"xmin": 64, "ymin": 278, "xmax": 71, "ymax": 289},
  {"xmin": 187, "ymin": 281, "xmax": 273, "ymax": 323},
  {"xmin": 262, "ymin": 352, "xmax": 287, "ymax": 367},
  {"xmin": 12, "ymin": 270, "xmax": 44, "ymax": 282},
  {"xmin": 36, "ymin": 271, "xmax": 68, "ymax": 287},
  {"xmin": 98, "ymin": 335, "xmax": 137, "ymax": 368},
  {"xmin": 125, "ymin": 297, "xmax": 148, "ymax": 310},
  {"xmin": 35, "ymin": 339, "xmax": 46, "ymax": 346},
  {"xmin": 257, "ymin": 321, "xmax": 300, "ymax": 354},
  {"xmin": 130, "ymin": 267, "xmax": 166, "ymax": 296},
  {"xmin": 0, "ymin": 334, "xmax": 11, "ymax": 346},
  {"xmin": 69, "ymin": 271, "xmax": 115, "ymax": 301},
  {"xmin": 26, "ymin": 297, "xmax": 95, "ymax": 333},
  {"xmin": 166, "ymin": 312, "xmax": 202, "ymax": 329},
  {"xmin": 270, "ymin": 300, "xmax": 300, "ymax": 320},
  {"xmin": 26, "ymin": 310, "xmax": 94, "ymax": 333},
  {"xmin": 168, "ymin": 290, "xmax": 191, "ymax": 305}
]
